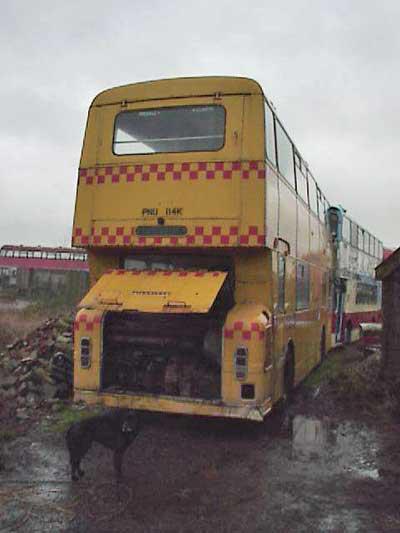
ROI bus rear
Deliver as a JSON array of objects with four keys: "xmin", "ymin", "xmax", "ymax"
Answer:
[{"xmin": 72, "ymin": 77, "xmax": 272, "ymax": 421}]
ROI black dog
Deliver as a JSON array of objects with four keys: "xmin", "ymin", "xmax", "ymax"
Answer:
[{"xmin": 66, "ymin": 409, "xmax": 139, "ymax": 481}]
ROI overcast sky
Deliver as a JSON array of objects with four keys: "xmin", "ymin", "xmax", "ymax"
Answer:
[{"xmin": 1, "ymin": 0, "xmax": 399, "ymax": 248}]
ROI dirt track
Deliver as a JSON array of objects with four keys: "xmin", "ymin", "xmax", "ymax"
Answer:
[{"xmin": 1, "ymin": 347, "xmax": 400, "ymax": 532}]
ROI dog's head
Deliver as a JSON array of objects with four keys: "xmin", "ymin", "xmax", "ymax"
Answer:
[{"xmin": 121, "ymin": 412, "xmax": 139, "ymax": 434}]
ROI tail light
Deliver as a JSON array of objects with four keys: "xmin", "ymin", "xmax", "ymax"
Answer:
[
  {"xmin": 234, "ymin": 346, "xmax": 248, "ymax": 380},
  {"xmin": 80, "ymin": 338, "xmax": 91, "ymax": 368}
]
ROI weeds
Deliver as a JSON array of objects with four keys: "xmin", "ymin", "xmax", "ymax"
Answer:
[
  {"xmin": 0, "ymin": 429, "xmax": 18, "ymax": 442},
  {"xmin": 0, "ymin": 309, "xmax": 46, "ymax": 349},
  {"xmin": 50, "ymin": 404, "xmax": 105, "ymax": 433},
  {"xmin": 303, "ymin": 346, "xmax": 399, "ymax": 419}
]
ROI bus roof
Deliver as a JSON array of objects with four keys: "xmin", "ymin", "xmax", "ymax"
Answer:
[{"xmin": 92, "ymin": 76, "xmax": 264, "ymax": 107}]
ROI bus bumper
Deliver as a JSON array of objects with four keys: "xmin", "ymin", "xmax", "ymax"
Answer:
[{"xmin": 74, "ymin": 390, "xmax": 273, "ymax": 422}]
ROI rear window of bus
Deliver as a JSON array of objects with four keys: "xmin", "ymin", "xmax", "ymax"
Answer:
[{"xmin": 113, "ymin": 105, "xmax": 225, "ymax": 155}]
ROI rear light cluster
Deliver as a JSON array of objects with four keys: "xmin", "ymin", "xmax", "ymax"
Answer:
[
  {"xmin": 234, "ymin": 346, "xmax": 255, "ymax": 399},
  {"xmin": 234, "ymin": 346, "xmax": 248, "ymax": 380},
  {"xmin": 80, "ymin": 338, "xmax": 91, "ymax": 368}
]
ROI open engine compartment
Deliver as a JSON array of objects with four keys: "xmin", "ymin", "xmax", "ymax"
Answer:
[{"xmin": 101, "ymin": 311, "xmax": 225, "ymax": 399}]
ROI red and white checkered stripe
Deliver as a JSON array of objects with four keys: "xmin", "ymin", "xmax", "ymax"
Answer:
[
  {"xmin": 224, "ymin": 321, "xmax": 266, "ymax": 341},
  {"xmin": 74, "ymin": 312, "xmax": 103, "ymax": 332},
  {"xmin": 108, "ymin": 269, "xmax": 224, "ymax": 277},
  {"xmin": 72, "ymin": 224, "xmax": 265, "ymax": 248},
  {"xmin": 78, "ymin": 160, "xmax": 265, "ymax": 185}
]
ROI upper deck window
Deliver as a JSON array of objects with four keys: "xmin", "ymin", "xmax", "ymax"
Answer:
[
  {"xmin": 276, "ymin": 121, "xmax": 295, "ymax": 189},
  {"xmin": 113, "ymin": 105, "xmax": 225, "ymax": 155},
  {"xmin": 342, "ymin": 217, "xmax": 350, "ymax": 242},
  {"xmin": 295, "ymin": 153, "xmax": 309, "ymax": 205},
  {"xmin": 308, "ymin": 176, "xmax": 318, "ymax": 215},
  {"xmin": 264, "ymin": 102, "xmax": 276, "ymax": 166}
]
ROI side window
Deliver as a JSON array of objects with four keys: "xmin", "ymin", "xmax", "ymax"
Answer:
[
  {"xmin": 296, "ymin": 261, "xmax": 310, "ymax": 310},
  {"xmin": 350, "ymin": 222, "xmax": 358, "ymax": 248},
  {"xmin": 364, "ymin": 232, "xmax": 369, "ymax": 253},
  {"xmin": 264, "ymin": 102, "xmax": 276, "ymax": 166},
  {"xmin": 358, "ymin": 227, "xmax": 364, "ymax": 251},
  {"xmin": 317, "ymin": 189, "xmax": 325, "ymax": 222},
  {"xmin": 278, "ymin": 254, "xmax": 286, "ymax": 312},
  {"xmin": 342, "ymin": 217, "xmax": 350, "ymax": 242},
  {"xmin": 309, "ymin": 176, "xmax": 318, "ymax": 215},
  {"xmin": 276, "ymin": 121, "xmax": 295, "ymax": 189},
  {"xmin": 356, "ymin": 282, "xmax": 378, "ymax": 305},
  {"xmin": 295, "ymin": 153, "xmax": 309, "ymax": 205}
]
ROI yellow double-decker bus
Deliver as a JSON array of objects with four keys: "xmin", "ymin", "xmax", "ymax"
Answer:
[{"xmin": 72, "ymin": 77, "xmax": 332, "ymax": 421}]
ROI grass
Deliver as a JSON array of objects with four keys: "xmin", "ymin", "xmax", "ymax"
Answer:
[
  {"xmin": 0, "ymin": 429, "xmax": 18, "ymax": 443},
  {"xmin": 49, "ymin": 404, "xmax": 105, "ymax": 433},
  {"xmin": 26, "ymin": 295, "xmax": 75, "ymax": 315},
  {"xmin": 301, "ymin": 345, "xmax": 400, "ymax": 419},
  {"xmin": 303, "ymin": 349, "xmax": 346, "ymax": 389}
]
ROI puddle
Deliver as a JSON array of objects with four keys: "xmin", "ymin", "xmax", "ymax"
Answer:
[
  {"xmin": 0, "ymin": 435, "xmax": 73, "ymax": 532},
  {"xmin": 318, "ymin": 509, "xmax": 367, "ymax": 532},
  {"xmin": 288, "ymin": 415, "xmax": 380, "ymax": 481}
]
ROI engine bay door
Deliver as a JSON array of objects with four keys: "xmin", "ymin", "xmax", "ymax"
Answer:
[{"xmin": 78, "ymin": 269, "xmax": 228, "ymax": 313}]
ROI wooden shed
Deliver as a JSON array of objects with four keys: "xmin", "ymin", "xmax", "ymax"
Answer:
[{"xmin": 376, "ymin": 246, "xmax": 400, "ymax": 379}]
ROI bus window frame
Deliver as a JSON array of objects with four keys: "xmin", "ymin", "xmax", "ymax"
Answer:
[
  {"xmin": 275, "ymin": 119, "xmax": 296, "ymax": 191},
  {"xmin": 294, "ymin": 151, "xmax": 309, "ymax": 207},
  {"xmin": 112, "ymin": 104, "xmax": 227, "ymax": 157},
  {"xmin": 308, "ymin": 173, "xmax": 318, "ymax": 216},
  {"xmin": 358, "ymin": 227, "xmax": 364, "ymax": 252},
  {"xmin": 350, "ymin": 221, "xmax": 358, "ymax": 249},
  {"xmin": 317, "ymin": 188, "xmax": 325, "ymax": 223},
  {"xmin": 342, "ymin": 216, "xmax": 351, "ymax": 242}
]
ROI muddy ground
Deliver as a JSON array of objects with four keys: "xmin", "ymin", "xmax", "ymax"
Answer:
[{"xmin": 1, "ymin": 345, "xmax": 400, "ymax": 533}]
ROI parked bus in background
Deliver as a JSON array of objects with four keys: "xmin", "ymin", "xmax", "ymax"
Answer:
[
  {"xmin": 72, "ymin": 77, "xmax": 332, "ymax": 421},
  {"xmin": 0, "ymin": 245, "xmax": 88, "ymax": 301},
  {"xmin": 327, "ymin": 207, "xmax": 383, "ymax": 344}
]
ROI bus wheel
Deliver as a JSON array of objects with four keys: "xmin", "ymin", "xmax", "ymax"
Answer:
[
  {"xmin": 320, "ymin": 327, "xmax": 327, "ymax": 361},
  {"xmin": 345, "ymin": 322, "xmax": 352, "ymax": 344},
  {"xmin": 283, "ymin": 345, "xmax": 295, "ymax": 403}
]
